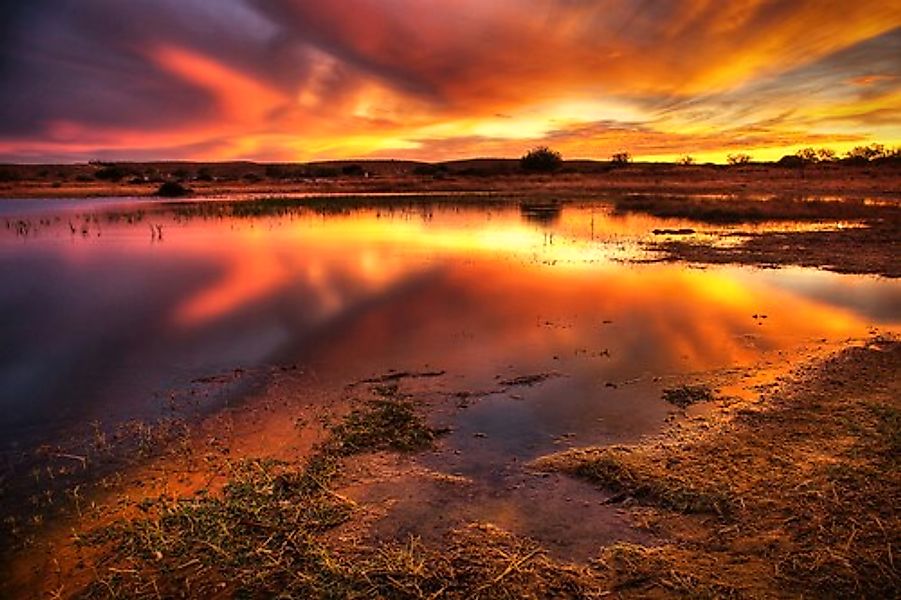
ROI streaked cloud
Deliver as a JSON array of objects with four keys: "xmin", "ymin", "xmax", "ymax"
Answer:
[{"xmin": 0, "ymin": 0, "xmax": 899, "ymax": 162}]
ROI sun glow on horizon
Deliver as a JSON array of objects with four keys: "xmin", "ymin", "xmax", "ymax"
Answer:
[{"xmin": 0, "ymin": 1, "xmax": 899, "ymax": 163}]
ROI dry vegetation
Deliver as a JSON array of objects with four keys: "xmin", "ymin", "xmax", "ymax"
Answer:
[
  {"xmin": 613, "ymin": 194, "xmax": 900, "ymax": 224},
  {"xmin": 65, "ymin": 382, "xmax": 652, "ymax": 600},
  {"xmin": 653, "ymin": 224, "xmax": 901, "ymax": 278},
  {"xmin": 2, "ymin": 160, "xmax": 900, "ymax": 199},
  {"xmin": 614, "ymin": 195, "xmax": 901, "ymax": 277},
  {"xmin": 536, "ymin": 339, "xmax": 901, "ymax": 599}
]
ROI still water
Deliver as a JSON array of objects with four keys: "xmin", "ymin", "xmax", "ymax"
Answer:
[{"xmin": 1, "ymin": 196, "xmax": 898, "ymax": 460}]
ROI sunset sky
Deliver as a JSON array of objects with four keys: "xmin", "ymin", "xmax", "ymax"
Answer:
[{"xmin": 1, "ymin": 0, "xmax": 899, "ymax": 163}]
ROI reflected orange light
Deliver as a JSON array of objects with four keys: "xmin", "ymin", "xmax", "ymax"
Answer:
[{"xmin": 155, "ymin": 208, "xmax": 894, "ymax": 351}]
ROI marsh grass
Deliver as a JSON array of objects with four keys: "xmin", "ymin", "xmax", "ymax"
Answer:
[
  {"xmin": 596, "ymin": 543, "xmax": 743, "ymax": 599},
  {"xmin": 613, "ymin": 194, "xmax": 900, "ymax": 224},
  {"xmin": 77, "ymin": 384, "xmax": 456, "ymax": 598},
  {"xmin": 328, "ymin": 391, "xmax": 442, "ymax": 455},
  {"xmin": 72, "ymin": 380, "xmax": 750, "ymax": 599},
  {"xmin": 30, "ymin": 345, "xmax": 901, "ymax": 598},
  {"xmin": 0, "ymin": 416, "xmax": 191, "ymax": 551}
]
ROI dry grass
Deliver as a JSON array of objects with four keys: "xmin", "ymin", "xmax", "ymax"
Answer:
[
  {"xmin": 538, "ymin": 446, "xmax": 735, "ymax": 516},
  {"xmin": 0, "ymin": 416, "xmax": 191, "ymax": 551},
  {"xmin": 74, "ymin": 383, "xmax": 611, "ymax": 599},
  {"xmin": 327, "ymin": 385, "xmax": 443, "ymax": 455},
  {"xmin": 653, "ymin": 223, "xmax": 901, "ymax": 278},
  {"xmin": 68, "ymin": 376, "xmax": 766, "ymax": 599},
  {"xmin": 617, "ymin": 194, "xmax": 901, "ymax": 277},
  {"xmin": 77, "ymin": 383, "xmax": 450, "ymax": 598},
  {"xmin": 537, "ymin": 339, "xmax": 901, "ymax": 598}
]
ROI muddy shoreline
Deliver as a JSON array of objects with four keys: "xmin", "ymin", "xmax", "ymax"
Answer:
[
  {"xmin": 4, "ymin": 337, "xmax": 898, "ymax": 598},
  {"xmin": 537, "ymin": 338, "xmax": 901, "ymax": 598}
]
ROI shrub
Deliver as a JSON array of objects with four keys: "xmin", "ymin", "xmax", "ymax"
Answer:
[
  {"xmin": 796, "ymin": 147, "xmax": 818, "ymax": 163},
  {"xmin": 94, "ymin": 165, "xmax": 128, "ymax": 181},
  {"xmin": 844, "ymin": 143, "xmax": 892, "ymax": 164},
  {"xmin": 726, "ymin": 153, "xmax": 752, "ymax": 165},
  {"xmin": 777, "ymin": 155, "xmax": 805, "ymax": 168},
  {"xmin": 678, "ymin": 155, "xmax": 695, "ymax": 165},
  {"xmin": 611, "ymin": 151, "xmax": 632, "ymax": 165},
  {"xmin": 520, "ymin": 146, "xmax": 563, "ymax": 172},
  {"xmin": 816, "ymin": 148, "xmax": 837, "ymax": 162},
  {"xmin": 154, "ymin": 181, "xmax": 191, "ymax": 197},
  {"xmin": 341, "ymin": 164, "xmax": 365, "ymax": 177}
]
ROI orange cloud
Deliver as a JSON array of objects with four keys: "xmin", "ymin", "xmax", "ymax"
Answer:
[
  {"xmin": 151, "ymin": 46, "xmax": 286, "ymax": 125},
  {"xmin": 0, "ymin": 1, "xmax": 899, "ymax": 162}
]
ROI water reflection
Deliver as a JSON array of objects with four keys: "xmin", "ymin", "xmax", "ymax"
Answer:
[{"xmin": 0, "ymin": 197, "xmax": 898, "ymax": 455}]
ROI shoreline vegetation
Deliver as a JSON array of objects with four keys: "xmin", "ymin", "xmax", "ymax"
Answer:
[
  {"xmin": 4, "ymin": 339, "xmax": 898, "ymax": 598},
  {"xmin": 1, "ymin": 158, "xmax": 900, "ymax": 199}
]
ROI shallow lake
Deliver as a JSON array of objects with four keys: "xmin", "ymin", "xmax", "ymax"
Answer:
[{"xmin": 1, "ymin": 195, "xmax": 898, "ymax": 462}]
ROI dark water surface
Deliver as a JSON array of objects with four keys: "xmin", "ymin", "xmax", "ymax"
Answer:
[{"xmin": 1, "ymin": 195, "xmax": 898, "ymax": 459}]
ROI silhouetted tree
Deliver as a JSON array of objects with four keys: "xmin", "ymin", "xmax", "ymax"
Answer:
[
  {"xmin": 816, "ymin": 148, "xmax": 837, "ymax": 162},
  {"xmin": 611, "ymin": 151, "xmax": 632, "ymax": 165},
  {"xmin": 796, "ymin": 147, "xmax": 818, "ymax": 163},
  {"xmin": 678, "ymin": 155, "xmax": 695, "ymax": 165},
  {"xmin": 844, "ymin": 144, "xmax": 889, "ymax": 163},
  {"xmin": 726, "ymin": 153, "xmax": 752, "ymax": 165},
  {"xmin": 520, "ymin": 146, "xmax": 563, "ymax": 172},
  {"xmin": 155, "ymin": 181, "xmax": 191, "ymax": 197}
]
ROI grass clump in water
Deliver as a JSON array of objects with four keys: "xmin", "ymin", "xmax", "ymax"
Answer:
[
  {"xmin": 662, "ymin": 384, "xmax": 714, "ymax": 408},
  {"xmin": 328, "ymin": 385, "xmax": 441, "ymax": 454},
  {"xmin": 535, "ymin": 446, "xmax": 735, "ymax": 516}
]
